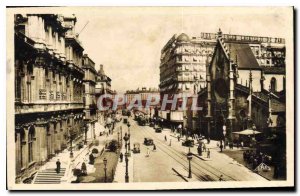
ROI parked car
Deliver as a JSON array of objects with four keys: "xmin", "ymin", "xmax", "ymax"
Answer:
[
  {"xmin": 133, "ymin": 142, "xmax": 141, "ymax": 153},
  {"xmin": 138, "ymin": 116, "xmax": 147, "ymax": 126},
  {"xmin": 149, "ymin": 121, "xmax": 155, "ymax": 127},
  {"xmin": 155, "ymin": 127, "xmax": 162, "ymax": 133},
  {"xmin": 182, "ymin": 139, "xmax": 194, "ymax": 147},
  {"xmin": 144, "ymin": 137, "xmax": 154, "ymax": 146}
]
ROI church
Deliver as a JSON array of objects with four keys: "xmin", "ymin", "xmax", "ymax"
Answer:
[{"xmin": 197, "ymin": 29, "xmax": 286, "ymax": 143}]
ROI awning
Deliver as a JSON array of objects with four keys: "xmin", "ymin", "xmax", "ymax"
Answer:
[{"xmin": 233, "ymin": 129, "xmax": 262, "ymax": 135}]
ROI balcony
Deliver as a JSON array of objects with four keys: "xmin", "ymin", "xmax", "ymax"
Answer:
[{"xmin": 15, "ymin": 102, "xmax": 84, "ymax": 115}]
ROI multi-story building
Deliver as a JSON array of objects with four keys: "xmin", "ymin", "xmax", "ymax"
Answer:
[
  {"xmin": 197, "ymin": 29, "xmax": 286, "ymax": 178},
  {"xmin": 95, "ymin": 65, "xmax": 115, "ymax": 123},
  {"xmin": 159, "ymin": 30, "xmax": 286, "ymax": 133},
  {"xmin": 82, "ymin": 54, "xmax": 97, "ymax": 141},
  {"xmin": 125, "ymin": 87, "xmax": 160, "ymax": 116},
  {"xmin": 14, "ymin": 14, "xmax": 86, "ymax": 183},
  {"xmin": 159, "ymin": 33, "xmax": 216, "ymax": 130}
]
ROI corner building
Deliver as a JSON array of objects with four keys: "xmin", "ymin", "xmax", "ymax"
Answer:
[{"xmin": 14, "ymin": 14, "xmax": 86, "ymax": 183}]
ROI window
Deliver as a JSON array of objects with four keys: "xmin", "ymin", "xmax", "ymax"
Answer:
[
  {"xmin": 28, "ymin": 126, "xmax": 35, "ymax": 163},
  {"xmin": 20, "ymin": 129, "xmax": 25, "ymax": 168},
  {"xmin": 270, "ymin": 77, "xmax": 277, "ymax": 92}
]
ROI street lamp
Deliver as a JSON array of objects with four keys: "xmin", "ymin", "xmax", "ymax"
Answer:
[
  {"xmin": 187, "ymin": 147, "xmax": 193, "ymax": 178},
  {"xmin": 103, "ymin": 157, "xmax": 108, "ymax": 183},
  {"xmin": 223, "ymin": 125, "xmax": 226, "ymax": 149},
  {"xmin": 117, "ymin": 131, "xmax": 120, "ymax": 147},
  {"xmin": 125, "ymin": 152, "xmax": 129, "ymax": 183},
  {"xmin": 68, "ymin": 126, "xmax": 74, "ymax": 158},
  {"xmin": 84, "ymin": 122, "xmax": 88, "ymax": 145},
  {"xmin": 123, "ymin": 133, "xmax": 129, "ymax": 154},
  {"xmin": 252, "ymin": 124, "xmax": 257, "ymax": 143},
  {"xmin": 127, "ymin": 122, "xmax": 131, "ymax": 151}
]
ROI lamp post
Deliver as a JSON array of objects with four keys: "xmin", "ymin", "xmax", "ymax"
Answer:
[
  {"xmin": 252, "ymin": 124, "xmax": 257, "ymax": 146},
  {"xmin": 68, "ymin": 126, "xmax": 74, "ymax": 158},
  {"xmin": 223, "ymin": 125, "xmax": 226, "ymax": 149},
  {"xmin": 123, "ymin": 133, "xmax": 129, "ymax": 154},
  {"xmin": 84, "ymin": 121, "xmax": 88, "ymax": 145},
  {"xmin": 125, "ymin": 152, "xmax": 129, "ymax": 183},
  {"xmin": 103, "ymin": 157, "xmax": 107, "ymax": 183},
  {"xmin": 127, "ymin": 122, "xmax": 131, "ymax": 151},
  {"xmin": 187, "ymin": 147, "xmax": 193, "ymax": 178},
  {"xmin": 117, "ymin": 131, "xmax": 120, "ymax": 147}
]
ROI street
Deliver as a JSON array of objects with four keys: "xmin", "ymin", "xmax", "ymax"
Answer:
[{"xmin": 115, "ymin": 117, "xmax": 268, "ymax": 182}]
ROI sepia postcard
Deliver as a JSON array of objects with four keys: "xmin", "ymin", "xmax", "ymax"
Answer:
[{"xmin": 6, "ymin": 6, "xmax": 294, "ymax": 190}]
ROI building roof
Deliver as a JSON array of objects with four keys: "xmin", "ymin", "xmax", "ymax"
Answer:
[
  {"xmin": 225, "ymin": 42, "xmax": 260, "ymax": 69},
  {"xmin": 177, "ymin": 33, "xmax": 190, "ymax": 42}
]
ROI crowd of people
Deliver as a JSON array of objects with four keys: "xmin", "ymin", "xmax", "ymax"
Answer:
[{"xmin": 243, "ymin": 150, "xmax": 272, "ymax": 170}]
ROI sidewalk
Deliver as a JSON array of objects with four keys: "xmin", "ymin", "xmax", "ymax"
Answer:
[
  {"xmin": 77, "ymin": 123, "xmax": 123, "ymax": 183},
  {"xmin": 113, "ymin": 135, "xmax": 134, "ymax": 183},
  {"xmin": 34, "ymin": 121, "xmax": 121, "ymax": 184},
  {"xmin": 160, "ymin": 128, "xmax": 267, "ymax": 181}
]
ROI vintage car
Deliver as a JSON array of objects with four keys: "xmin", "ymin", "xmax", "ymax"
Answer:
[
  {"xmin": 144, "ymin": 137, "xmax": 154, "ymax": 146},
  {"xmin": 149, "ymin": 121, "xmax": 155, "ymax": 127},
  {"xmin": 138, "ymin": 116, "xmax": 147, "ymax": 126},
  {"xmin": 182, "ymin": 139, "xmax": 195, "ymax": 147},
  {"xmin": 133, "ymin": 142, "xmax": 141, "ymax": 153},
  {"xmin": 155, "ymin": 127, "xmax": 162, "ymax": 133}
]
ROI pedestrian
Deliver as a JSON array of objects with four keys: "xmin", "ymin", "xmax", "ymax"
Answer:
[
  {"xmin": 56, "ymin": 159, "xmax": 61, "ymax": 174},
  {"xmin": 81, "ymin": 162, "xmax": 87, "ymax": 175},
  {"xmin": 207, "ymin": 148, "xmax": 210, "ymax": 158},
  {"xmin": 241, "ymin": 141, "xmax": 244, "ymax": 149},
  {"xmin": 153, "ymin": 144, "xmax": 156, "ymax": 151},
  {"xmin": 203, "ymin": 143, "xmax": 206, "ymax": 152},
  {"xmin": 220, "ymin": 144, "xmax": 223, "ymax": 152},
  {"xmin": 146, "ymin": 147, "xmax": 150, "ymax": 157},
  {"xmin": 219, "ymin": 175, "xmax": 224, "ymax": 181},
  {"xmin": 177, "ymin": 135, "xmax": 180, "ymax": 142},
  {"xmin": 120, "ymin": 152, "xmax": 123, "ymax": 162},
  {"xmin": 165, "ymin": 135, "xmax": 167, "ymax": 142},
  {"xmin": 169, "ymin": 139, "xmax": 172, "ymax": 146}
]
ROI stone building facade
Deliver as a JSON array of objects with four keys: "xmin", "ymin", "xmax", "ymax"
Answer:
[
  {"xmin": 159, "ymin": 33, "xmax": 215, "ymax": 129},
  {"xmin": 197, "ymin": 29, "xmax": 286, "ymax": 141},
  {"xmin": 125, "ymin": 87, "xmax": 160, "ymax": 116},
  {"xmin": 159, "ymin": 30, "xmax": 286, "ymax": 134},
  {"xmin": 82, "ymin": 54, "xmax": 97, "ymax": 141},
  {"xmin": 14, "ymin": 14, "xmax": 88, "ymax": 183}
]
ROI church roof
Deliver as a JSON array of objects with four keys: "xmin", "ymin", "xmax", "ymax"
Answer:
[{"xmin": 225, "ymin": 42, "xmax": 260, "ymax": 69}]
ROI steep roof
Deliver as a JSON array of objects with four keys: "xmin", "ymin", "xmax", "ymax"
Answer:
[{"xmin": 225, "ymin": 42, "xmax": 260, "ymax": 69}]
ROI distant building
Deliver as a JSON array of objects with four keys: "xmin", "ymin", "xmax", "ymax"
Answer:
[
  {"xmin": 125, "ymin": 87, "xmax": 160, "ymax": 116},
  {"xmin": 95, "ymin": 65, "xmax": 115, "ymax": 122},
  {"xmin": 82, "ymin": 54, "xmax": 97, "ymax": 140}
]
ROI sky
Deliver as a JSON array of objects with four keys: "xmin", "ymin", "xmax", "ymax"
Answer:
[{"xmin": 69, "ymin": 7, "xmax": 292, "ymax": 93}]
